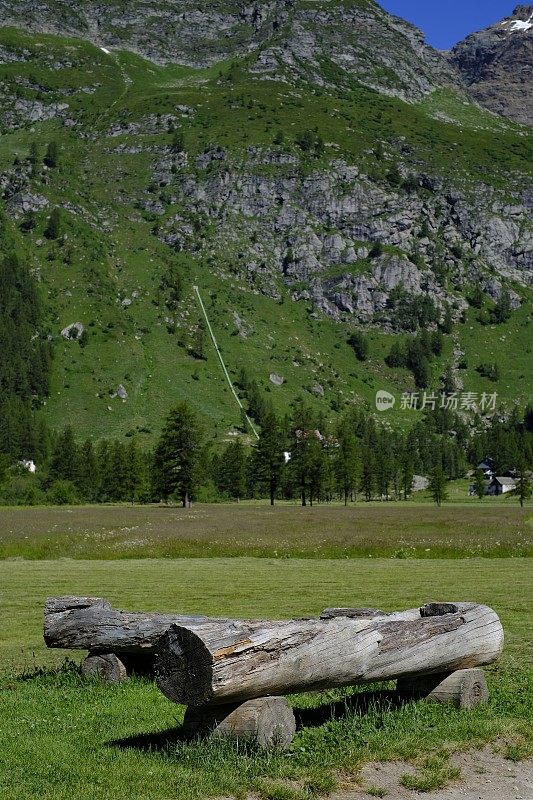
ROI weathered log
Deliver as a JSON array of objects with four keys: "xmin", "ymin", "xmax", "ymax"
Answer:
[
  {"xmin": 183, "ymin": 697, "xmax": 296, "ymax": 748},
  {"xmin": 44, "ymin": 596, "xmax": 265, "ymax": 655},
  {"xmin": 155, "ymin": 602, "xmax": 503, "ymax": 706},
  {"xmin": 397, "ymin": 667, "xmax": 489, "ymax": 709},
  {"xmin": 81, "ymin": 652, "xmax": 128, "ymax": 683}
]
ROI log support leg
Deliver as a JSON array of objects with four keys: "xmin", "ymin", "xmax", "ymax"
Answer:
[
  {"xmin": 81, "ymin": 652, "xmax": 128, "ymax": 683},
  {"xmin": 397, "ymin": 668, "xmax": 489, "ymax": 709},
  {"xmin": 183, "ymin": 696, "xmax": 296, "ymax": 748}
]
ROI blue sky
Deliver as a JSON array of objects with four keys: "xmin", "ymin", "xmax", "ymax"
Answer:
[{"xmin": 379, "ymin": 1, "xmax": 516, "ymax": 49}]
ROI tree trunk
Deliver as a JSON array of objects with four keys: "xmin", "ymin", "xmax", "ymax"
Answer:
[
  {"xmin": 397, "ymin": 668, "xmax": 489, "ymax": 710},
  {"xmin": 81, "ymin": 652, "xmax": 128, "ymax": 683},
  {"xmin": 44, "ymin": 596, "xmax": 265, "ymax": 655},
  {"xmin": 183, "ymin": 696, "xmax": 296, "ymax": 748},
  {"xmin": 155, "ymin": 602, "xmax": 503, "ymax": 707}
]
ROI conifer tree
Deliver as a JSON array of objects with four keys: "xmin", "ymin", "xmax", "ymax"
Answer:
[
  {"xmin": 253, "ymin": 411, "xmax": 285, "ymax": 505},
  {"xmin": 360, "ymin": 452, "xmax": 376, "ymax": 501},
  {"xmin": 289, "ymin": 404, "xmax": 320, "ymax": 506},
  {"xmin": 401, "ymin": 452, "xmax": 414, "ymax": 500},
  {"xmin": 125, "ymin": 438, "xmax": 144, "ymax": 504},
  {"xmin": 428, "ymin": 464, "xmax": 448, "ymax": 507},
  {"xmin": 44, "ymin": 141, "xmax": 59, "ymax": 168},
  {"xmin": 48, "ymin": 427, "xmax": 78, "ymax": 482},
  {"xmin": 334, "ymin": 419, "xmax": 361, "ymax": 505},
  {"xmin": 152, "ymin": 403, "xmax": 202, "ymax": 506},
  {"xmin": 44, "ymin": 208, "xmax": 62, "ymax": 240},
  {"xmin": 77, "ymin": 439, "xmax": 99, "ymax": 501},
  {"xmin": 513, "ymin": 462, "xmax": 531, "ymax": 508},
  {"xmin": 218, "ymin": 440, "xmax": 247, "ymax": 501},
  {"xmin": 474, "ymin": 469, "xmax": 486, "ymax": 500}
]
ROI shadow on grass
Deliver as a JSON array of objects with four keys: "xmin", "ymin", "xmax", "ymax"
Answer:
[{"xmin": 109, "ymin": 689, "xmax": 409, "ymax": 752}]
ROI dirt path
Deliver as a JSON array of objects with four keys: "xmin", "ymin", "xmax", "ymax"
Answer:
[{"xmin": 332, "ymin": 747, "xmax": 532, "ymax": 799}]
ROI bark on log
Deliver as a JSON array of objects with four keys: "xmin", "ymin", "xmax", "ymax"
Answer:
[
  {"xmin": 183, "ymin": 697, "xmax": 296, "ymax": 748},
  {"xmin": 81, "ymin": 652, "xmax": 128, "ymax": 683},
  {"xmin": 155, "ymin": 602, "xmax": 503, "ymax": 706},
  {"xmin": 44, "ymin": 596, "xmax": 265, "ymax": 654},
  {"xmin": 397, "ymin": 668, "xmax": 489, "ymax": 709}
]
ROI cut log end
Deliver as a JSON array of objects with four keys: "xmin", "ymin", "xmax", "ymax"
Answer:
[
  {"xmin": 156, "ymin": 624, "xmax": 214, "ymax": 705},
  {"xmin": 81, "ymin": 652, "xmax": 128, "ymax": 683},
  {"xmin": 397, "ymin": 668, "xmax": 489, "ymax": 709},
  {"xmin": 183, "ymin": 697, "xmax": 296, "ymax": 749}
]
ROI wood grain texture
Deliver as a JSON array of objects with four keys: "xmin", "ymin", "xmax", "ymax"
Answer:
[
  {"xmin": 183, "ymin": 697, "xmax": 296, "ymax": 748},
  {"xmin": 397, "ymin": 668, "xmax": 489, "ymax": 709},
  {"xmin": 155, "ymin": 602, "xmax": 503, "ymax": 706},
  {"xmin": 80, "ymin": 652, "xmax": 128, "ymax": 683},
  {"xmin": 44, "ymin": 596, "xmax": 266, "ymax": 654}
]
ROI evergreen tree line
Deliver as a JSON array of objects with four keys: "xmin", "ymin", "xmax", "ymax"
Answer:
[
  {"xmin": 0, "ymin": 429, "xmax": 150, "ymax": 506},
  {"xmin": 149, "ymin": 401, "xmax": 533, "ymax": 508},
  {"xmin": 0, "ymin": 244, "xmax": 53, "ymax": 462},
  {"xmin": 2, "ymin": 393, "xmax": 532, "ymax": 507}
]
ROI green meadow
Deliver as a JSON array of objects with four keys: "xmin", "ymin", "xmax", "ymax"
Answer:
[{"xmin": 1, "ymin": 529, "xmax": 532, "ymax": 799}]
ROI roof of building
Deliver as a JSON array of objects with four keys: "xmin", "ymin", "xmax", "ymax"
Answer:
[{"xmin": 491, "ymin": 476, "xmax": 517, "ymax": 485}]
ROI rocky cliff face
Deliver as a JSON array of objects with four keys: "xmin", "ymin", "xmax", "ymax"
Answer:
[
  {"xmin": 150, "ymin": 145, "xmax": 530, "ymax": 325},
  {"xmin": 451, "ymin": 4, "xmax": 533, "ymax": 125},
  {"xmin": 0, "ymin": 0, "xmax": 457, "ymax": 102}
]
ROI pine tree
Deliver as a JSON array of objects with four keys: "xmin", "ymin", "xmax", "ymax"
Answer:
[
  {"xmin": 152, "ymin": 403, "xmax": 202, "ymax": 506},
  {"xmin": 76, "ymin": 439, "xmax": 99, "ymax": 501},
  {"xmin": 44, "ymin": 208, "xmax": 62, "ymax": 240},
  {"xmin": 29, "ymin": 141, "xmax": 40, "ymax": 165},
  {"xmin": 334, "ymin": 419, "xmax": 361, "ymax": 505},
  {"xmin": 474, "ymin": 469, "xmax": 486, "ymax": 500},
  {"xmin": 107, "ymin": 440, "xmax": 127, "ymax": 502},
  {"xmin": 124, "ymin": 438, "xmax": 144, "ymax": 504},
  {"xmin": 492, "ymin": 291, "xmax": 512, "ymax": 324},
  {"xmin": 289, "ymin": 404, "xmax": 319, "ymax": 506},
  {"xmin": 48, "ymin": 427, "xmax": 78, "ymax": 482},
  {"xmin": 400, "ymin": 451, "xmax": 414, "ymax": 500},
  {"xmin": 44, "ymin": 140, "xmax": 59, "ymax": 168},
  {"xmin": 428, "ymin": 464, "xmax": 448, "ymax": 507},
  {"xmin": 360, "ymin": 452, "xmax": 376, "ymax": 501},
  {"xmin": 513, "ymin": 462, "xmax": 532, "ymax": 508},
  {"xmin": 218, "ymin": 440, "xmax": 247, "ymax": 501},
  {"xmin": 253, "ymin": 412, "xmax": 285, "ymax": 505},
  {"xmin": 347, "ymin": 331, "xmax": 369, "ymax": 362}
]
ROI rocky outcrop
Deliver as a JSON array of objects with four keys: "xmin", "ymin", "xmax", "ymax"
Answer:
[
  {"xmin": 151, "ymin": 148, "xmax": 531, "ymax": 325},
  {"xmin": 250, "ymin": 2, "xmax": 457, "ymax": 102},
  {"xmin": 451, "ymin": 5, "xmax": 533, "ymax": 125},
  {"xmin": 61, "ymin": 323, "xmax": 85, "ymax": 340},
  {"xmin": 0, "ymin": 0, "xmax": 456, "ymax": 102},
  {"xmin": 0, "ymin": 0, "xmax": 293, "ymax": 67}
]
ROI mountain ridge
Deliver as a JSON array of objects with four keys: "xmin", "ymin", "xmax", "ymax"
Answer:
[
  {"xmin": 0, "ymin": 3, "xmax": 531, "ymax": 445},
  {"xmin": 451, "ymin": 3, "xmax": 533, "ymax": 125}
]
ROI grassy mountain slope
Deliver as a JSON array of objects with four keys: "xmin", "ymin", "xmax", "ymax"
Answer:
[{"xmin": 0, "ymin": 20, "xmax": 531, "ymax": 444}]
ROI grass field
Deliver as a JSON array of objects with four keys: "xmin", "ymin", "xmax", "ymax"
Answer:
[
  {"xmin": 0, "ymin": 500, "xmax": 531, "ymax": 560},
  {"xmin": 1, "ymin": 556, "xmax": 532, "ymax": 799}
]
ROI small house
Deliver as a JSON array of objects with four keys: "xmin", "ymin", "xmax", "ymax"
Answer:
[
  {"xmin": 476, "ymin": 459, "xmax": 495, "ymax": 479},
  {"xmin": 487, "ymin": 476, "xmax": 517, "ymax": 496}
]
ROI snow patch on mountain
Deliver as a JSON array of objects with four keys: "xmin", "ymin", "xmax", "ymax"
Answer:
[{"xmin": 502, "ymin": 11, "xmax": 533, "ymax": 32}]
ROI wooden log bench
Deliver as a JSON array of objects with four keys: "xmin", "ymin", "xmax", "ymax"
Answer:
[{"xmin": 44, "ymin": 597, "xmax": 503, "ymax": 748}]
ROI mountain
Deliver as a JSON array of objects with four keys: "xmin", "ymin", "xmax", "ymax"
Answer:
[
  {"xmin": 0, "ymin": 1, "xmax": 531, "ymax": 447},
  {"xmin": 0, "ymin": 0, "xmax": 457, "ymax": 100},
  {"xmin": 451, "ymin": 4, "xmax": 533, "ymax": 125}
]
